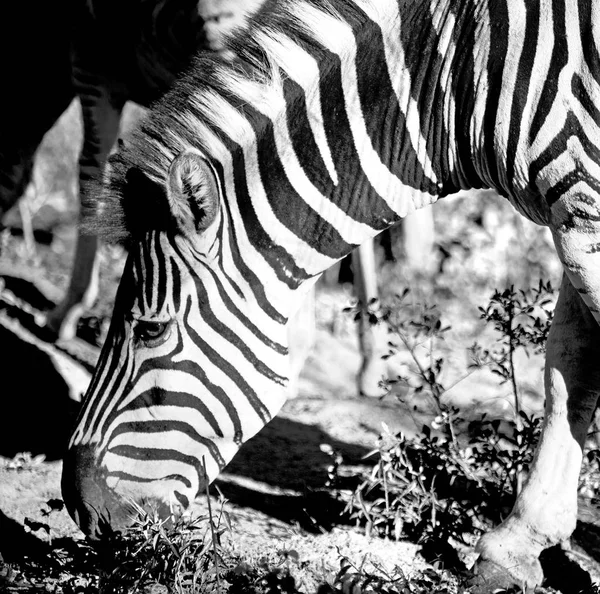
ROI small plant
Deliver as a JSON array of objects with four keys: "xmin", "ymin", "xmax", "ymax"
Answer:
[
  {"xmin": 331, "ymin": 555, "xmax": 408, "ymax": 594},
  {"xmin": 226, "ymin": 550, "xmax": 302, "ymax": 594},
  {"xmin": 470, "ymin": 281, "xmax": 553, "ymax": 495},
  {"xmin": 580, "ymin": 448, "xmax": 600, "ymax": 501},
  {"xmin": 98, "ymin": 499, "xmax": 233, "ymax": 594},
  {"xmin": 340, "ymin": 281, "xmax": 561, "ymax": 554},
  {"xmin": 3, "ymin": 451, "xmax": 46, "ymax": 471},
  {"xmin": 342, "ymin": 412, "xmax": 543, "ymax": 552},
  {"xmin": 380, "ymin": 290, "xmax": 450, "ymax": 408},
  {"xmin": 470, "ymin": 280, "xmax": 554, "ymax": 417},
  {"xmin": 319, "ymin": 553, "xmax": 458, "ymax": 594}
]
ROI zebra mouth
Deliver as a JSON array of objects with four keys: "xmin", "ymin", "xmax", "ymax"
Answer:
[
  {"xmin": 61, "ymin": 444, "xmax": 132, "ymax": 539},
  {"xmin": 62, "ymin": 442, "xmax": 189, "ymax": 538}
]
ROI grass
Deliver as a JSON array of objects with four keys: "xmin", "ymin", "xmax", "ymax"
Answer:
[{"xmin": 0, "ymin": 500, "xmax": 461, "ymax": 593}]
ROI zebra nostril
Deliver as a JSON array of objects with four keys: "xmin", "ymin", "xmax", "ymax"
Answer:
[
  {"xmin": 61, "ymin": 444, "xmax": 128, "ymax": 539},
  {"xmin": 62, "ymin": 444, "xmax": 104, "ymax": 538}
]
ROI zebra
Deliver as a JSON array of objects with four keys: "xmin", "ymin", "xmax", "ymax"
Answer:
[{"xmin": 59, "ymin": 0, "xmax": 600, "ymax": 589}]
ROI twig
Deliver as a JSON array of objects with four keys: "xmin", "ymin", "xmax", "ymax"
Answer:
[{"xmin": 202, "ymin": 456, "xmax": 221, "ymax": 594}]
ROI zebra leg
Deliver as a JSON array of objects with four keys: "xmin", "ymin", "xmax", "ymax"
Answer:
[
  {"xmin": 401, "ymin": 206, "xmax": 436, "ymax": 276},
  {"xmin": 0, "ymin": 150, "xmax": 36, "ymax": 221},
  {"xmin": 287, "ymin": 284, "xmax": 316, "ymax": 398},
  {"xmin": 353, "ymin": 240, "xmax": 388, "ymax": 397},
  {"xmin": 474, "ymin": 273, "xmax": 600, "ymax": 591},
  {"xmin": 43, "ymin": 87, "xmax": 125, "ymax": 340},
  {"xmin": 0, "ymin": 100, "xmax": 74, "ymax": 221},
  {"xmin": 18, "ymin": 184, "xmax": 37, "ymax": 259}
]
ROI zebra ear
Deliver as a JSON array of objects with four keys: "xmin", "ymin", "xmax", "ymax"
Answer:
[{"xmin": 167, "ymin": 150, "xmax": 220, "ymax": 234}]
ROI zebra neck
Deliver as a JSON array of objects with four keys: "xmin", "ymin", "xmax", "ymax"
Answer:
[
  {"xmin": 113, "ymin": 0, "xmax": 496, "ymax": 297},
  {"xmin": 215, "ymin": 0, "xmax": 488, "ymax": 283}
]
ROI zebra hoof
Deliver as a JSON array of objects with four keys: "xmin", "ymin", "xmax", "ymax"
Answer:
[{"xmin": 467, "ymin": 558, "xmax": 542, "ymax": 593}]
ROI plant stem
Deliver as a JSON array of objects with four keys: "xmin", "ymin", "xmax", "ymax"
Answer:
[
  {"xmin": 507, "ymin": 302, "xmax": 523, "ymax": 496},
  {"xmin": 202, "ymin": 457, "xmax": 221, "ymax": 593}
]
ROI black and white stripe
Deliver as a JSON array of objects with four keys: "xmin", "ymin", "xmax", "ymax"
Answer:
[{"xmin": 64, "ymin": 0, "xmax": 600, "ymax": 555}]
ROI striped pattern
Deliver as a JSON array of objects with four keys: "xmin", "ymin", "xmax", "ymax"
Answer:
[{"xmin": 65, "ymin": 0, "xmax": 600, "ymax": 538}]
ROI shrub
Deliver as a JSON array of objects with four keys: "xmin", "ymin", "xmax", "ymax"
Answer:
[{"xmin": 337, "ymin": 281, "xmax": 589, "ymax": 554}]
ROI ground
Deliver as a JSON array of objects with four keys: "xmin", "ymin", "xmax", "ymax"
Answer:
[{"xmin": 2, "ymin": 102, "xmax": 600, "ymax": 591}]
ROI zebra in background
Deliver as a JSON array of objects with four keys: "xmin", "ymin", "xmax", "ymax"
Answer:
[
  {"xmin": 59, "ymin": 0, "xmax": 600, "ymax": 589},
  {"xmin": 0, "ymin": 2, "xmax": 73, "ymax": 216},
  {"xmin": 0, "ymin": 0, "xmax": 263, "ymax": 339}
]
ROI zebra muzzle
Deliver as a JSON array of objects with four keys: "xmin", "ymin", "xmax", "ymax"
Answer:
[{"xmin": 62, "ymin": 443, "xmax": 136, "ymax": 539}]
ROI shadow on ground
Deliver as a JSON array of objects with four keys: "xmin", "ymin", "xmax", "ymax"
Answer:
[
  {"xmin": 224, "ymin": 415, "xmax": 370, "ymax": 490},
  {"xmin": 574, "ymin": 517, "xmax": 600, "ymax": 565},
  {"xmin": 0, "ymin": 273, "xmax": 104, "ymax": 359},
  {"xmin": 0, "ymin": 274, "xmax": 100, "ymax": 459},
  {"xmin": 214, "ymin": 415, "xmax": 371, "ymax": 530},
  {"xmin": 0, "ymin": 510, "xmax": 49, "ymax": 562},
  {"xmin": 0, "ymin": 274, "xmax": 56, "ymax": 311},
  {"xmin": 0, "ymin": 324, "xmax": 80, "ymax": 460},
  {"xmin": 213, "ymin": 480, "xmax": 349, "ymax": 533}
]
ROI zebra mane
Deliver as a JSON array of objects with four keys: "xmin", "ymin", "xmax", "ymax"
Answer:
[{"xmin": 91, "ymin": 0, "xmax": 377, "ymax": 243}]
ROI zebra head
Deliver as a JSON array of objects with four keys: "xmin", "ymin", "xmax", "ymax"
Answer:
[
  {"xmin": 62, "ymin": 148, "xmax": 292, "ymax": 539},
  {"xmin": 61, "ymin": 0, "xmax": 441, "ymax": 539}
]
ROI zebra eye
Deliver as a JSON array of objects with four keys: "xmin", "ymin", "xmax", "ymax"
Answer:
[{"xmin": 133, "ymin": 320, "xmax": 170, "ymax": 347}]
